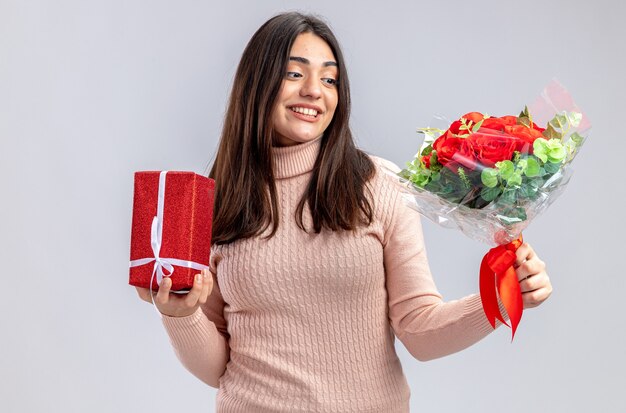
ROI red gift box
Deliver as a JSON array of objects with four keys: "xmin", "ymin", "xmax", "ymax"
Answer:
[{"xmin": 129, "ymin": 171, "xmax": 214, "ymax": 292}]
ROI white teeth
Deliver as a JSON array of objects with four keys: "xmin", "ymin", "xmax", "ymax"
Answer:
[{"xmin": 291, "ymin": 107, "xmax": 318, "ymax": 117}]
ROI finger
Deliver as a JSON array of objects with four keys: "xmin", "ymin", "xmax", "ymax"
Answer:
[
  {"xmin": 135, "ymin": 287, "xmax": 153, "ymax": 304},
  {"xmin": 514, "ymin": 242, "xmax": 536, "ymax": 268},
  {"xmin": 198, "ymin": 270, "xmax": 213, "ymax": 305},
  {"xmin": 155, "ymin": 277, "xmax": 172, "ymax": 305},
  {"xmin": 519, "ymin": 271, "xmax": 548, "ymax": 293},
  {"xmin": 516, "ymin": 257, "xmax": 546, "ymax": 281},
  {"xmin": 522, "ymin": 285, "xmax": 552, "ymax": 308},
  {"xmin": 521, "ymin": 271, "xmax": 552, "ymax": 308},
  {"xmin": 184, "ymin": 273, "xmax": 204, "ymax": 307}
]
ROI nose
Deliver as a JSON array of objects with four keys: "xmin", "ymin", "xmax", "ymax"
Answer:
[{"xmin": 299, "ymin": 76, "xmax": 322, "ymax": 99}]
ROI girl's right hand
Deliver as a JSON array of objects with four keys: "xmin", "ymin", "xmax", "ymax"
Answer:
[{"xmin": 135, "ymin": 269, "xmax": 213, "ymax": 317}]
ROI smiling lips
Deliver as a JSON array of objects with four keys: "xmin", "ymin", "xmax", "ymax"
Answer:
[{"xmin": 289, "ymin": 106, "xmax": 321, "ymax": 120}]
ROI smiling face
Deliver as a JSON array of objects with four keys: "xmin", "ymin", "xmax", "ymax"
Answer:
[{"xmin": 271, "ymin": 32, "xmax": 339, "ymax": 147}]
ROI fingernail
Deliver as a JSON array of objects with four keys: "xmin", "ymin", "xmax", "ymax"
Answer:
[
  {"xmin": 203, "ymin": 270, "xmax": 209, "ymax": 280},
  {"xmin": 196, "ymin": 273, "xmax": 202, "ymax": 283}
]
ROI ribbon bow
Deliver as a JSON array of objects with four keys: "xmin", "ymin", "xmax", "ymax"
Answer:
[{"xmin": 479, "ymin": 235, "xmax": 524, "ymax": 340}]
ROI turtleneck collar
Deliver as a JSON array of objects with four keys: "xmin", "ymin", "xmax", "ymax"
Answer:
[{"xmin": 272, "ymin": 136, "xmax": 322, "ymax": 179}]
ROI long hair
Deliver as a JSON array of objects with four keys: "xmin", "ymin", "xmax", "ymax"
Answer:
[{"xmin": 210, "ymin": 12, "xmax": 374, "ymax": 245}]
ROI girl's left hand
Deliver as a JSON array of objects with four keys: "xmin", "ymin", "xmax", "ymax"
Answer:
[{"xmin": 514, "ymin": 242, "xmax": 553, "ymax": 309}]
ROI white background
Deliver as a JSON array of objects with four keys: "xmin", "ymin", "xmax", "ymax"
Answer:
[{"xmin": 1, "ymin": 0, "xmax": 624, "ymax": 412}]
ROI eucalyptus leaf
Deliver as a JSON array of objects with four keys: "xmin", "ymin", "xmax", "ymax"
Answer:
[
  {"xmin": 518, "ymin": 183, "xmax": 537, "ymax": 198},
  {"xmin": 481, "ymin": 185, "xmax": 502, "ymax": 202},
  {"xmin": 497, "ymin": 160, "xmax": 515, "ymax": 180},
  {"xmin": 533, "ymin": 138, "xmax": 549, "ymax": 163},
  {"xmin": 544, "ymin": 161, "xmax": 561, "ymax": 174},
  {"xmin": 524, "ymin": 157, "xmax": 540, "ymax": 177},
  {"xmin": 547, "ymin": 146, "xmax": 566, "ymax": 163},
  {"xmin": 500, "ymin": 188, "xmax": 517, "ymax": 204},
  {"xmin": 481, "ymin": 168, "xmax": 499, "ymax": 188},
  {"xmin": 507, "ymin": 172, "xmax": 523, "ymax": 187}
]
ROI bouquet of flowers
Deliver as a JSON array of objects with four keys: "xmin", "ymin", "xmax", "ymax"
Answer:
[{"xmin": 391, "ymin": 81, "xmax": 590, "ymax": 338}]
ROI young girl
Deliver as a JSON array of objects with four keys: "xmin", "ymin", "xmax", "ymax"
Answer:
[{"xmin": 136, "ymin": 12, "xmax": 552, "ymax": 412}]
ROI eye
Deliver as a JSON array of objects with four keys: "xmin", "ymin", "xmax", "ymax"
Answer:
[
  {"xmin": 322, "ymin": 78, "xmax": 337, "ymax": 86},
  {"xmin": 286, "ymin": 71, "xmax": 302, "ymax": 79}
]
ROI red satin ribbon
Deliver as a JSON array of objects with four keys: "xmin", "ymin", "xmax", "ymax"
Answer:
[{"xmin": 479, "ymin": 235, "xmax": 524, "ymax": 340}]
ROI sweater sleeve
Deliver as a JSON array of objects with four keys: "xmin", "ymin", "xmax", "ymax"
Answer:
[
  {"xmin": 382, "ymin": 182, "xmax": 502, "ymax": 362},
  {"xmin": 161, "ymin": 252, "xmax": 230, "ymax": 388}
]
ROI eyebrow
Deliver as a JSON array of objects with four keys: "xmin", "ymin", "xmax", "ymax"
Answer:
[{"xmin": 289, "ymin": 56, "xmax": 338, "ymax": 67}]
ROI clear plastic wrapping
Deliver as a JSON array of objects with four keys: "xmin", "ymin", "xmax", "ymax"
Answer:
[{"xmin": 387, "ymin": 80, "xmax": 590, "ymax": 246}]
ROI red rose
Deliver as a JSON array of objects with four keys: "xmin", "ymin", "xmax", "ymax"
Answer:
[
  {"xmin": 422, "ymin": 153, "xmax": 432, "ymax": 169},
  {"xmin": 461, "ymin": 112, "xmax": 485, "ymax": 124},
  {"xmin": 448, "ymin": 120, "xmax": 464, "ymax": 135},
  {"xmin": 500, "ymin": 116, "xmax": 518, "ymax": 126},
  {"xmin": 433, "ymin": 132, "xmax": 476, "ymax": 170},
  {"xmin": 468, "ymin": 131, "xmax": 518, "ymax": 168},
  {"xmin": 480, "ymin": 117, "xmax": 507, "ymax": 131},
  {"xmin": 504, "ymin": 125, "xmax": 543, "ymax": 153}
]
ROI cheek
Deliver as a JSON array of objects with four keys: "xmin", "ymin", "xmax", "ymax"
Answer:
[{"xmin": 326, "ymin": 95, "xmax": 339, "ymax": 121}]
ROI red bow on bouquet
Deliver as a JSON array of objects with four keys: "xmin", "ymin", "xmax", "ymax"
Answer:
[{"xmin": 479, "ymin": 235, "xmax": 524, "ymax": 339}]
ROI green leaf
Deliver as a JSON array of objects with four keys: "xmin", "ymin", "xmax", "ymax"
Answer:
[
  {"xmin": 518, "ymin": 182, "xmax": 537, "ymax": 198},
  {"xmin": 431, "ymin": 151, "xmax": 438, "ymax": 165},
  {"xmin": 481, "ymin": 168, "xmax": 499, "ymax": 188},
  {"xmin": 518, "ymin": 116, "xmax": 531, "ymax": 128},
  {"xmin": 544, "ymin": 161, "xmax": 561, "ymax": 174},
  {"xmin": 471, "ymin": 119, "xmax": 484, "ymax": 133},
  {"xmin": 519, "ymin": 106, "xmax": 530, "ymax": 118},
  {"xmin": 507, "ymin": 172, "xmax": 523, "ymax": 187},
  {"xmin": 524, "ymin": 157, "xmax": 541, "ymax": 177},
  {"xmin": 543, "ymin": 139, "xmax": 566, "ymax": 163},
  {"xmin": 457, "ymin": 167, "xmax": 472, "ymax": 189},
  {"xmin": 550, "ymin": 112, "xmax": 568, "ymax": 130},
  {"xmin": 547, "ymin": 146, "xmax": 566, "ymax": 163},
  {"xmin": 570, "ymin": 131, "xmax": 585, "ymax": 145},
  {"xmin": 496, "ymin": 160, "xmax": 515, "ymax": 180},
  {"xmin": 421, "ymin": 144, "xmax": 433, "ymax": 156},
  {"xmin": 512, "ymin": 151, "xmax": 521, "ymax": 163},
  {"xmin": 542, "ymin": 123, "xmax": 562, "ymax": 140},
  {"xmin": 533, "ymin": 138, "xmax": 549, "ymax": 163},
  {"xmin": 481, "ymin": 185, "xmax": 501, "ymax": 202},
  {"xmin": 567, "ymin": 111, "xmax": 582, "ymax": 128},
  {"xmin": 499, "ymin": 188, "xmax": 517, "ymax": 204}
]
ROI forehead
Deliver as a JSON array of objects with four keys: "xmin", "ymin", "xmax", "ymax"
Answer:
[{"xmin": 289, "ymin": 32, "xmax": 336, "ymax": 63}]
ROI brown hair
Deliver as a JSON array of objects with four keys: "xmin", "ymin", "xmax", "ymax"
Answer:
[{"xmin": 209, "ymin": 12, "xmax": 374, "ymax": 245}]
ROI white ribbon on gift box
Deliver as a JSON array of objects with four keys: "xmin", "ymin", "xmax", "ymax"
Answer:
[{"xmin": 129, "ymin": 171, "xmax": 209, "ymax": 298}]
